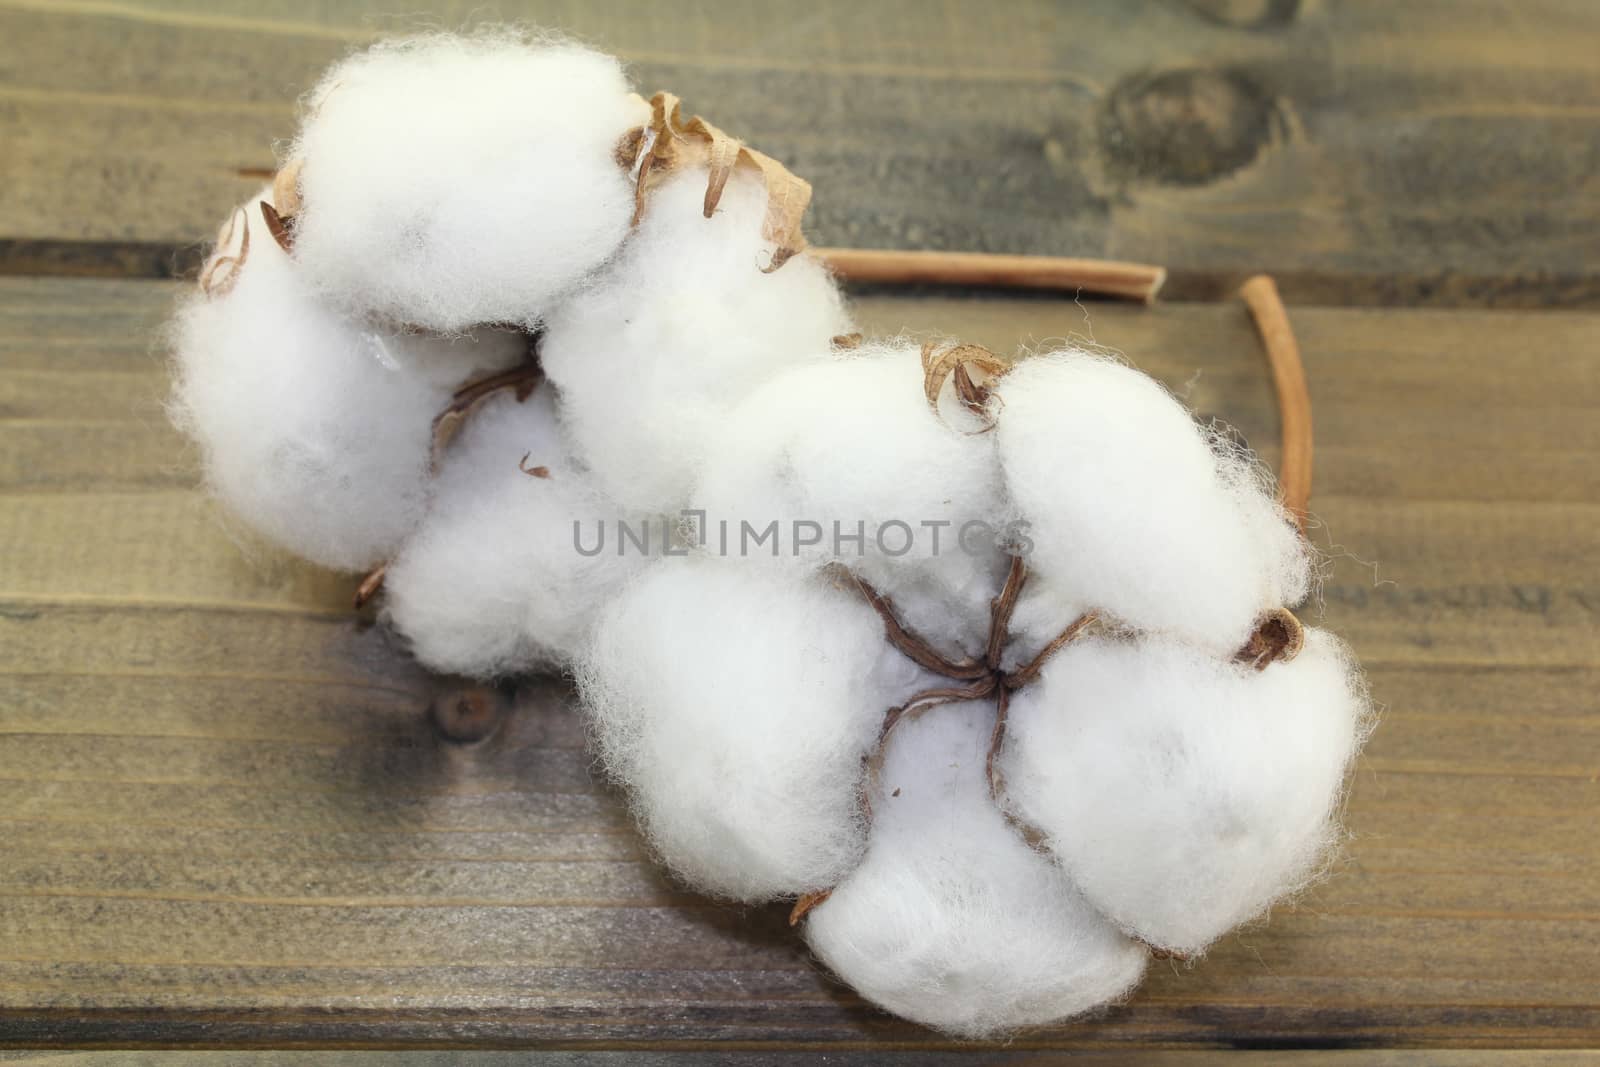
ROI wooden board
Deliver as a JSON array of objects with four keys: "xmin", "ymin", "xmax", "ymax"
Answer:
[
  {"xmin": 2, "ymin": 0, "xmax": 1599, "ymax": 306},
  {"xmin": 3, "ymin": 1056, "xmax": 1600, "ymax": 1067},
  {"xmin": 1, "ymin": 278, "xmax": 1596, "ymax": 1049}
]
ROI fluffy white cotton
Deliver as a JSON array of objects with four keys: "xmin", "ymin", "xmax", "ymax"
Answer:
[
  {"xmin": 382, "ymin": 390, "xmax": 650, "ymax": 677},
  {"xmin": 167, "ymin": 33, "xmax": 1375, "ymax": 1035},
  {"xmin": 992, "ymin": 351, "xmax": 1310, "ymax": 653},
  {"xmin": 541, "ymin": 165, "xmax": 851, "ymax": 515},
  {"xmin": 692, "ymin": 342, "xmax": 1013, "ymax": 661},
  {"xmin": 289, "ymin": 32, "xmax": 649, "ymax": 331},
  {"xmin": 580, "ymin": 560, "xmax": 925, "ymax": 901},
  {"xmin": 999, "ymin": 572, "xmax": 1096, "ymax": 673},
  {"xmin": 170, "ymin": 190, "xmax": 524, "ymax": 571},
  {"xmin": 805, "ymin": 701, "xmax": 1147, "ymax": 1039},
  {"xmin": 998, "ymin": 631, "xmax": 1370, "ymax": 955}
]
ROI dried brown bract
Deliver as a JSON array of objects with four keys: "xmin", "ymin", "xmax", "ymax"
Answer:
[{"xmin": 628, "ymin": 91, "xmax": 812, "ymax": 272}]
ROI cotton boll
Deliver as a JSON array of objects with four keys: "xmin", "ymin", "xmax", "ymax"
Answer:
[
  {"xmin": 290, "ymin": 32, "xmax": 649, "ymax": 331},
  {"xmin": 579, "ymin": 560, "xmax": 926, "ymax": 901},
  {"xmin": 692, "ymin": 343, "xmax": 1012, "ymax": 660},
  {"xmin": 171, "ymin": 190, "xmax": 524, "ymax": 572},
  {"xmin": 805, "ymin": 701, "xmax": 1147, "ymax": 1039},
  {"xmin": 542, "ymin": 165, "xmax": 851, "ymax": 515},
  {"xmin": 992, "ymin": 351, "xmax": 1310, "ymax": 653},
  {"xmin": 382, "ymin": 390, "xmax": 649, "ymax": 677},
  {"xmin": 997, "ymin": 630, "xmax": 1370, "ymax": 955}
]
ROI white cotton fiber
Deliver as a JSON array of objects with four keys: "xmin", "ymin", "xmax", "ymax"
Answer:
[
  {"xmin": 805, "ymin": 701, "xmax": 1147, "ymax": 1039},
  {"xmin": 579, "ymin": 560, "xmax": 926, "ymax": 901},
  {"xmin": 999, "ymin": 572, "xmax": 1096, "ymax": 673},
  {"xmin": 170, "ymin": 189, "xmax": 524, "ymax": 572},
  {"xmin": 692, "ymin": 342, "xmax": 1012, "ymax": 661},
  {"xmin": 997, "ymin": 630, "xmax": 1370, "ymax": 955},
  {"xmin": 992, "ymin": 351, "xmax": 1310, "ymax": 653},
  {"xmin": 289, "ymin": 32, "xmax": 649, "ymax": 331},
  {"xmin": 165, "ymin": 32, "xmax": 1375, "ymax": 1034},
  {"xmin": 382, "ymin": 390, "xmax": 649, "ymax": 677},
  {"xmin": 541, "ymin": 165, "xmax": 851, "ymax": 515}
]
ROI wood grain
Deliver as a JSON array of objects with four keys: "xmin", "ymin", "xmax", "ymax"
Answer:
[
  {"xmin": 1, "ymin": 0, "xmax": 1598, "ymax": 305},
  {"xmin": 4, "ymin": 1055, "xmax": 1600, "ymax": 1066},
  {"xmin": 0, "ymin": 278, "xmax": 1596, "ymax": 1048}
]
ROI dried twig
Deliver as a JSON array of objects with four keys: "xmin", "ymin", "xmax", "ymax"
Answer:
[
  {"xmin": 985, "ymin": 555, "xmax": 1028, "ymax": 668},
  {"xmin": 817, "ymin": 248, "xmax": 1167, "ymax": 304},
  {"xmin": 353, "ymin": 562, "xmax": 387, "ymax": 609},
  {"xmin": 1003, "ymin": 611, "xmax": 1097, "ymax": 690},
  {"xmin": 826, "ymin": 563, "xmax": 988, "ymax": 680},
  {"xmin": 1241, "ymin": 274, "xmax": 1312, "ymax": 532}
]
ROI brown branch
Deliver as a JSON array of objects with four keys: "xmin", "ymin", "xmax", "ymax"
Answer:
[
  {"xmin": 988, "ymin": 608, "xmax": 1097, "ymax": 806},
  {"xmin": 985, "ymin": 555, "xmax": 1028, "ymax": 669},
  {"xmin": 985, "ymin": 685, "xmax": 1012, "ymax": 802},
  {"xmin": 1240, "ymin": 275, "xmax": 1313, "ymax": 532},
  {"xmin": 876, "ymin": 677, "xmax": 1002, "ymax": 747},
  {"xmin": 985, "ymin": 687, "xmax": 1051, "ymax": 851},
  {"xmin": 353, "ymin": 562, "xmax": 387, "ymax": 609},
  {"xmin": 826, "ymin": 564, "xmax": 989, "ymax": 680},
  {"xmin": 1003, "ymin": 611, "xmax": 1097, "ymax": 690},
  {"xmin": 816, "ymin": 248, "xmax": 1167, "ymax": 304}
]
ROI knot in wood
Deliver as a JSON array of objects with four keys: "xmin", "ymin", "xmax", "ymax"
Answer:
[
  {"xmin": 1099, "ymin": 67, "xmax": 1279, "ymax": 186},
  {"xmin": 429, "ymin": 685, "xmax": 506, "ymax": 744}
]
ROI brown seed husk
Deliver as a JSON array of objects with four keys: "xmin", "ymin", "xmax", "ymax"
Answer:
[
  {"xmin": 630, "ymin": 92, "xmax": 812, "ymax": 272},
  {"xmin": 259, "ymin": 200, "xmax": 295, "ymax": 253},
  {"xmin": 920, "ymin": 341, "xmax": 1009, "ymax": 426},
  {"xmin": 272, "ymin": 158, "xmax": 305, "ymax": 217},
  {"xmin": 198, "ymin": 207, "xmax": 250, "ymax": 298}
]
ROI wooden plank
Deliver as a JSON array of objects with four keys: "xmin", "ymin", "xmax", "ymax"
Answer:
[
  {"xmin": 0, "ymin": 278, "xmax": 1597, "ymax": 1049},
  {"xmin": 1, "ymin": 1, "xmax": 1599, "ymax": 305},
  {"xmin": 3, "ymin": 1056, "xmax": 1600, "ymax": 1067}
]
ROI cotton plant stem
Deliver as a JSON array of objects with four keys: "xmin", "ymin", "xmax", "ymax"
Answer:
[
  {"xmin": 815, "ymin": 248, "xmax": 1167, "ymax": 304},
  {"xmin": 1240, "ymin": 274, "xmax": 1313, "ymax": 532},
  {"xmin": 353, "ymin": 563, "xmax": 387, "ymax": 609}
]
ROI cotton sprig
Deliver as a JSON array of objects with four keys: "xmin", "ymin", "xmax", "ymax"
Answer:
[
  {"xmin": 581, "ymin": 340, "xmax": 1370, "ymax": 1037},
  {"xmin": 168, "ymin": 29, "xmax": 1372, "ymax": 1039}
]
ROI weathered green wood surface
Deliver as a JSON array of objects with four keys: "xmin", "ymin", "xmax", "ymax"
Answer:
[
  {"xmin": 2, "ymin": 1055, "xmax": 1600, "ymax": 1067},
  {"xmin": 1, "ymin": 279, "xmax": 1597, "ymax": 1048},
  {"xmin": 3, "ymin": 1055, "xmax": 1600, "ymax": 1066},
  {"xmin": 2, "ymin": 0, "xmax": 1599, "ymax": 1053},
  {"xmin": 2, "ymin": 0, "xmax": 1600, "ymax": 305}
]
